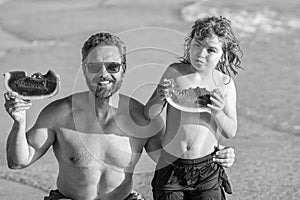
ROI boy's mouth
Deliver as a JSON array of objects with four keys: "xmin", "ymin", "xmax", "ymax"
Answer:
[{"xmin": 195, "ymin": 59, "xmax": 205, "ymax": 64}]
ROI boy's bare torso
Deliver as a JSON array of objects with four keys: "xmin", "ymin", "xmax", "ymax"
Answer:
[
  {"xmin": 49, "ymin": 92, "xmax": 153, "ymax": 200},
  {"xmin": 162, "ymin": 63, "xmax": 228, "ymax": 159}
]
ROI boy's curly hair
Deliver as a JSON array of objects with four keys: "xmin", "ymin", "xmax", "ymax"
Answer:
[
  {"xmin": 82, "ymin": 32, "xmax": 127, "ymax": 72},
  {"xmin": 181, "ymin": 16, "xmax": 243, "ymax": 76}
]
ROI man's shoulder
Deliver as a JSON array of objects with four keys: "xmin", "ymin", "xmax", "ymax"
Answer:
[
  {"xmin": 33, "ymin": 94, "xmax": 74, "ymax": 128},
  {"xmin": 119, "ymin": 94, "xmax": 150, "ymax": 124},
  {"xmin": 118, "ymin": 94, "xmax": 164, "ymax": 138},
  {"xmin": 39, "ymin": 92, "xmax": 86, "ymax": 121},
  {"xmin": 44, "ymin": 95, "xmax": 72, "ymax": 114},
  {"xmin": 119, "ymin": 94, "xmax": 144, "ymax": 115}
]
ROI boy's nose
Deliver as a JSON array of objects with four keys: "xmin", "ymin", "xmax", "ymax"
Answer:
[{"xmin": 199, "ymin": 48, "xmax": 208, "ymax": 57}]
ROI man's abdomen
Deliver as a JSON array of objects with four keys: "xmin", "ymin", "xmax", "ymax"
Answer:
[{"xmin": 57, "ymin": 164, "xmax": 133, "ymax": 200}]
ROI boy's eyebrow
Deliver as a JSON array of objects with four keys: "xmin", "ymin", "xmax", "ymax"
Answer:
[
  {"xmin": 209, "ymin": 46, "xmax": 218, "ymax": 51},
  {"xmin": 194, "ymin": 40, "xmax": 220, "ymax": 51},
  {"xmin": 195, "ymin": 40, "xmax": 211, "ymax": 46},
  {"xmin": 207, "ymin": 42, "xmax": 220, "ymax": 51}
]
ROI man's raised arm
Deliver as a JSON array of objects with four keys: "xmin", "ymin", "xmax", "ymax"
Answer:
[{"xmin": 5, "ymin": 92, "xmax": 57, "ymax": 169}]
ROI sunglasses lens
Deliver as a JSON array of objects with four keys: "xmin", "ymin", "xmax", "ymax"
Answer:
[
  {"xmin": 106, "ymin": 62, "xmax": 121, "ymax": 73},
  {"xmin": 86, "ymin": 62, "xmax": 121, "ymax": 73},
  {"xmin": 87, "ymin": 63, "xmax": 101, "ymax": 73}
]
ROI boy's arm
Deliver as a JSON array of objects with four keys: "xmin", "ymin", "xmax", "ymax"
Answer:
[
  {"xmin": 144, "ymin": 123, "xmax": 165, "ymax": 163},
  {"xmin": 6, "ymin": 101, "xmax": 59, "ymax": 169},
  {"xmin": 144, "ymin": 86, "xmax": 167, "ymax": 120},
  {"xmin": 210, "ymin": 80, "xmax": 237, "ymax": 138},
  {"xmin": 144, "ymin": 64, "xmax": 178, "ymax": 120}
]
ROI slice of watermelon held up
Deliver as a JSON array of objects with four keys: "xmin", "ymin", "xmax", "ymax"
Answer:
[
  {"xmin": 3, "ymin": 70, "xmax": 60, "ymax": 100},
  {"xmin": 165, "ymin": 79, "xmax": 212, "ymax": 113}
]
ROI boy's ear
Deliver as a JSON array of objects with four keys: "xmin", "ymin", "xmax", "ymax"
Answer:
[
  {"xmin": 220, "ymin": 52, "xmax": 226, "ymax": 62},
  {"xmin": 222, "ymin": 51, "xmax": 229, "ymax": 66}
]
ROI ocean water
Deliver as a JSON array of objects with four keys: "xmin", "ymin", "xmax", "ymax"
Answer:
[
  {"xmin": 180, "ymin": 0, "xmax": 300, "ymax": 135},
  {"xmin": 181, "ymin": 0, "xmax": 300, "ymax": 38}
]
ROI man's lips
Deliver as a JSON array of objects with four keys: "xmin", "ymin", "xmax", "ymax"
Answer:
[{"xmin": 98, "ymin": 80, "xmax": 112, "ymax": 86}]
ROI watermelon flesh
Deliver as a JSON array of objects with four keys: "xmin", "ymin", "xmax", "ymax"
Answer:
[
  {"xmin": 4, "ymin": 70, "xmax": 60, "ymax": 100},
  {"xmin": 166, "ymin": 79, "xmax": 213, "ymax": 108}
]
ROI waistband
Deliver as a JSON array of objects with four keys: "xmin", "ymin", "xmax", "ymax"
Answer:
[{"xmin": 160, "ymin": 147, "xmax": 218, "ymax": 166}]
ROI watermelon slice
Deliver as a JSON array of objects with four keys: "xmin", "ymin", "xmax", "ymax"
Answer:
[
  {"xmin": 166, "ymin": 80, "xmax": 212, "ymax": 113},
  {"xmin": 3, "ymin": 70, "xmax": 60, "ymax": 100}
]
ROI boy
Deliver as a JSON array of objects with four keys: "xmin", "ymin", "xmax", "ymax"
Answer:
[{"xmin": 144, "ymin": 16, "xmax": 243, "ymax": 200}]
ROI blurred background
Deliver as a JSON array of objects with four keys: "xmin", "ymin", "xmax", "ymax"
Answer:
[{"xmin": 0, "ymin": 0, "xmax": 299, "ymax": 199}]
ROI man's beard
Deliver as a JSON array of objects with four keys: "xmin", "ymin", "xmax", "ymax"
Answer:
[{"xmin": 94, "ymin": 80, "xmax": 122, "ymax": 98}]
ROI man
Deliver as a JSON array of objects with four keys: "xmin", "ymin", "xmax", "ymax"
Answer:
[{"xmin": 4, "ymin": 32, "xmax": 235, "ymax": 200}]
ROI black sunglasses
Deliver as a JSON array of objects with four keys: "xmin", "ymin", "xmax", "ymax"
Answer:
[{"xmin": 85, "ymin": 62, "xmax": 122, "ymax": 73}]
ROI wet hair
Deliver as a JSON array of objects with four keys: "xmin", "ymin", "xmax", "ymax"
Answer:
[
  {"xmin": 180, "ymin": 16, "xmax": 243, "ymax": 77},
  {"xmin": 81, "ymin": 32, "xmax": 127, "ymax": 72}
]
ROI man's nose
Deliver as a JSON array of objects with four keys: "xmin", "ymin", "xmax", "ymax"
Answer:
[{"xmin": 99, "ymin": 64, "xmax": 109, "ymax": 75}]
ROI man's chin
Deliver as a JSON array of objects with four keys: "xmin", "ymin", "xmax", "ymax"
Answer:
[{"xmin": 95, "ymin": 90, "xmax": 113, "ymax": 98}]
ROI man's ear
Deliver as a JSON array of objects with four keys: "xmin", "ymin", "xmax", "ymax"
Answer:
[
  {"xmin": 121, "ymin": 63, "xmax": 126, "ymax": 74},
  {"xmin": 82, "ymin": 63, "xmax": 87, "ymax": 74}
]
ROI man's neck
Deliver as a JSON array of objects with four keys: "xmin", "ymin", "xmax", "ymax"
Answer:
[{"xmin": 88, "ymin": 91, "xmax": 120, "ymax": 118}]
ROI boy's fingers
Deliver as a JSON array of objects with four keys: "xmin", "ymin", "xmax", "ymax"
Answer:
[
  {"xmin": 210, "ymin": 97, "xmax": 221, "ymax": 106},
  {"xmin": 213, "ymin": 89, "xmax": 223, "ymax": 98},
  {"xmin": 161, "ymin": 79, "xmax": 170, "ymax": 86},
  {"xmin": 213, "ymin": 93, "xmax": 221, "ymax": 100},
  {"xmin": 207, "ymin": 104, "xmax": 218, "ymax": 110},
  {"xmin": 217, "ymin": 144, "xmax": 225, "ymax": 150}
]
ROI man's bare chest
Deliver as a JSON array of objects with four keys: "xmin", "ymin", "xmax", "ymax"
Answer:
[{"xmin": 54, "ymin": 127, "xmax": 146, "ymax": 170}]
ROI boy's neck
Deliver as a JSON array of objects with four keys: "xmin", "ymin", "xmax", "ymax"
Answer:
[{"xmin": 194, "ymin": 67, "xmax": 214, "ymax": 77}]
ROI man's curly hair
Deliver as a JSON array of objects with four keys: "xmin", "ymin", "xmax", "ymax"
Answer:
[
  {"xmin": 82, "ymin": 32, "xmax": 127, "ymax": 72},
  {"xmin": 181, "ymin": 16, "xmax": 243, "ymax": 77}
]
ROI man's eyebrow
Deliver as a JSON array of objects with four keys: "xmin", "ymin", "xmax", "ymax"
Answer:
[{"xmin": 103, "ymin": 54, "xmax": 121, "ymax": 61}]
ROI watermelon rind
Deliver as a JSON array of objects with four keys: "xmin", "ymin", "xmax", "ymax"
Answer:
[
  {"xmin": 3, "ymin": 70, "xmax": 61, "ymax": 100},
  {"xmin": 166, "ymin": 96, "xmax": 211, "ymax": 113}
]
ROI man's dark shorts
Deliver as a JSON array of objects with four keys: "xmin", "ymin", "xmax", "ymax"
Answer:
[
  {"xmin": 44, "ymin": 189, "xmax": 146, "ymax": 200},
  {"xmin": 151, "ymin": 149, "xmax": 232, "ymax": 200}
]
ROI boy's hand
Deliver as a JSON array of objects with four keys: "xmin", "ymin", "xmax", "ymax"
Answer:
[
  {"xmin": 4, "ymin": 92, "xmax": 32, "ymax": 123},
  {"xmin": 213, "ymin": 146, "xmax": 235, "ymax": 168},
  {"xmin": 157, "ymin": 79, "xmax": 173, "ymax": 101},
  {"xmin": 207, "ymin": 89, "xmax": 225, "ymax": 114}
]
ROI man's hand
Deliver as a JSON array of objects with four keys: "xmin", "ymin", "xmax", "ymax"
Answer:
[
  {"xmin": 4, "ymin": 92, "xmax": 32, "ymax": 123},
  {"xmin": 213, "ymin": 145, "xmax": 235, "ymax": 168}
]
